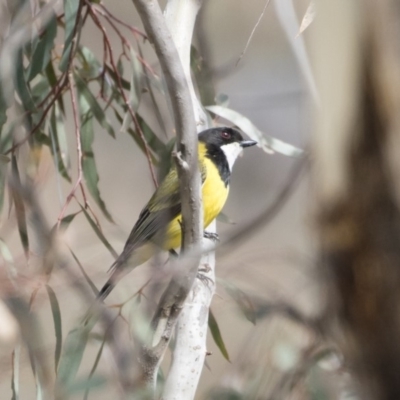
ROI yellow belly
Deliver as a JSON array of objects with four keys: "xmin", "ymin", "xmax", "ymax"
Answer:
[{"xmin": 163, "ymin": 157, "xmax": 229, "ymax": 250}]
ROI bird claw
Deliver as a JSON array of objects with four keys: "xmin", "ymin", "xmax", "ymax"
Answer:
[
  {"xmin": 197, "ymin": 264, "xmax": 214, "ymax": 286},
  {"xmin": 203, "ymin": 231, "xmax": 219, "ymax": 242}
]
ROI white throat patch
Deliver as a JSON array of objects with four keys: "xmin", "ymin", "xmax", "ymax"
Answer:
[{"xmin": 220, "ymin": 142, "xmax": 243, "ymax": 171}]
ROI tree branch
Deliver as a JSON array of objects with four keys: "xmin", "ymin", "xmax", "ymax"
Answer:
[{"xmin": 131, "ymin": 0, "xmax": 206, "ymax": 394}]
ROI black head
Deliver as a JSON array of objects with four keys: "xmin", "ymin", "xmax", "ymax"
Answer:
[{"xmin": 198, "ymin": 127, "xmax": 257, "ymax": 149}]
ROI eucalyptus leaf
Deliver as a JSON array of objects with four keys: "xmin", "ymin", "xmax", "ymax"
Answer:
[
  {"xmin": 14, "ymin": 49, "xmax": 35, "ymax": 111},
  {"xmin": 27, "ymin": 12, "xmax": 57, "ymax": 81},
  {"xmin": 45, "ymin": 285, "xmax": 62, "ymax": 372},
  {"xmin": 70, "ymin": 248, "xmax": 99, "ymax": 296},
  {"xmin": 83, "ymin": 338, "xmax": 106, "ymax": 400},
  {"xmin": 49, "ymin": 106, "xmax": 71, "ymax": 182},
  {"xmin": 206, "ymin": 105, "xmax": 304, "ymax": 157},
  {"xmin": 221, "ymin": 281, "xmax": 257, "ymax": 325},
  {"xmin": 75, "ymin": 73, "xmax": 115, "ymax": 138},
  {"xmin": 77, "ymin": 84, "xmax": 113, "ymax": 221},
  {"xmin": 11, "ymin": 346, "xmax": 20, "ymax": 400},
  {"xmin": 0, "ymin": 81, "xmax": 7, "ymax": 134},
  {"xmin": 121, "ymin": 46, "xmax": 143, "ymax": 131},
  {"xmin": 78, "ymin": 46, "xmax": 102, "ymax": 80},
  {"xmin": 0, "ymin": 154, "xmax": 9, "ymax": 212},
  {"xmin": 56, "ymin": 325, "xmax": 90, "ymax": 389},
  {"xmin": 59, "ymin": 0, "xmax": 80, "ymax": 72},
  {"xmin": 208, "ymin": 308, "xmax": 230, "ymax": 362}
]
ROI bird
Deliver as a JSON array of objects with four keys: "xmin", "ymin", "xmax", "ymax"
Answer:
[{"xmin": 98, "ymin": 127, "xmax": 257, "ymax": 300}]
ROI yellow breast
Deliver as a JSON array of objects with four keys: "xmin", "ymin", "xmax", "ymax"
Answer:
[{"xmin": 163, "ymin": 146, "xmax": 229, "ymax": 250}]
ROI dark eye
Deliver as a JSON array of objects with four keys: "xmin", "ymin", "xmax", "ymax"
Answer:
[{"xmin": 221, "ymin": 131, "xmax": 231, "ymax": 140}]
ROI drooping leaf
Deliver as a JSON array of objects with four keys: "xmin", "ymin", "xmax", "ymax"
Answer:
[
  {"xmin": 78, "ymin": 46, "xmax": 102, "ymax": 80},
  {"xmin": 206, "ymin": 105, "xmax": 304, "ymax": 157},
  {"xmin": 10, "ymin": 156, "xmax": 29, "ymax": 257},
  {"xmin": 221, "ymin": 281, "xmax": 257, "ymax": 325},
  {"xmin": 121, "ymin": 46, "xmax": 143, "ymax": 132},
  {"xmin": 0, "ymin": 154, "xmax": 9, "ymax": 212},
  {"xmin": 59, "ymin": 0, "xmax": 80, "ymax": 72},
  {"xmin": 45, "ymin": 61, "xmax": 65, "ymax": 112},
  {"xmin": 105, "ymin": 65, "xmax": 130, "ymax": 91},
  {"xmin": 30, "ymin": 77, "xmax": 50, "ymax": 104},
  {"xmin": 75, "ymin": 73, "xmax": 115, "ymax": 138},
  {"xmin": 77, "ymin": 83, "xmax": 113, "ymax": 221},
  {"xmin": 45, "ymin": 285, "xmax": 62, "ymax": 372},
  {"xmin": 27, "ymin": 11, "xmax": 57, "ymax": 81},
  {"xmin": 208, "ymin": 308, "xmax": 230, "ymax": 362},
  {"xmin": 80, "ymin": 205, "xmax": 118, "ymax": 259},
  {"xmin": 11, "ymin": 345, "xmax": 20, "ymax": 400},
  {"xmin": 49, "ymin": 106, "xmax": 71, "ymax": 182},
  {"xmin": 56, "ymin": 325, "xmax": 90, "ymax": 388},
  {"xmin": 55, "ymin": 212, "xmax": 80, "ymax": 233},
  {"xmin": 70, "ymin": 248, "xmax": 99, "ymax": 296},
  {"xmin": 14, "ymin": 49, "xmax": 35, "ymax": 111},
  {"xmin": 0, "ymin": 81, "xmax": 8, "ymax": 134},
  {"xmin": 83, "ymin": 338, "xmax": 106, "ymax": 400}
]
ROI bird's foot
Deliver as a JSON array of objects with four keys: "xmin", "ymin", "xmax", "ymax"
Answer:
[
  {"xmin": 197, "ymin": 263, "xmax": 214, "ymax": 287},
  {"xmin": 203, "ymin": 231, "xmax": 219, "ymax": 242}
]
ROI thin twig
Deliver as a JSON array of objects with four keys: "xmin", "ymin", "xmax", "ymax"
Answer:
[
  {"xmin": 56, "ymin": 73, "xmax": 86, "ymax": 226},
  {"xmin": 86, "ymin": 0, "xmax": 158, "ymax": 188},
  {"xmin": 236, "ymin": 0, "xmax": 271, "ymax": 66}
]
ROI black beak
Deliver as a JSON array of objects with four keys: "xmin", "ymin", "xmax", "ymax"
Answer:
[{"xmin": 240, "ymin": 140, "xmax": 257, "ymax": 148}]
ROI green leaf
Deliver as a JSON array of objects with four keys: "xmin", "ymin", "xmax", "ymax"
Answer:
[
  {"xmin": 57, "ymin": 212, "xmax": 80, "ymax": 232},
  {"xmin": 30, "ymin": 77, "xmax": 50, "ymax": 103},
  {"xmin": 46, "ymin": 285, "xmax": 62, "ymax": 372},
  {"xmin": 11, "ymin": 345, "xmax": 20, "ymax": 400},
  {"xmin": 208, "ymin": 308, "xmax": 230, "ymax": 362},
  {"xmin": 206, "ymin": 105, "xmax": 304, "ymax": 157},
  {"xmin": 78, "ymin": 46, "xmax": 103, "ymax": 80},
  {"xmin": 70, "ymin": 248, "xmax": 99, "ymax": 296},
  {"xmin": 0, "ymin": 154, "xmax": 9, "ymax": 212},
  {"xmin": 121, "ymin": 47, "xmax": 143, "ymax": 131},
  {"xmin": 80, "ymin": 205, "xmax": 118, "ymax": 259},
  {"xmin": 77, "ymin": 85, "xmax": 113, "ymax": 221},
  {"xmin": 45, "ymin": 62, "xmax": 65, "ymax": 113},
  {"xmin": 83, "ymin": 338, "xmax": 106, "ymax": 400},
  {"xmin": 105, "ymin": 65, "xmax": 130, "ymax": 91},
  {"xmin": 10, "ymin": 156, "xmax": 29, "ymax": 257},
  {"xmin": 49, "ymin": 104, "xmax": 71, "ymax": 182},
  {"xmin": 56, "ymin": 325, "xmax": 90, "ymax": 389},
  {"xmin": 59, "ymin": 0, "xmax": 80, "ymax": 72},
  {"xmin": 0, "ymin": 81, "xmax": 8, "ymax": 134},
  {"xmin": 27, "ymin": 12, "xmax": 57, "ymax": 81},
  {"xmin": 14, "ymin": 49, "xmax": 35, "ymax": 111},
  {"xmin": 221, "ymin": 281, "xmax": 257, "ymax": 325},
  {"xmin": 75, "ymin": 73, "xmax": 115, "ymax": 138}
]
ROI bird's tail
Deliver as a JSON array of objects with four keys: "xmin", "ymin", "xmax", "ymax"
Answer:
[
  {"xmin": 98, "ymin": 279, "xmax": 115, "ymax": 300},
  {"xmin": 97, "ymin": 243, "xmax": 154, "ymax": 301}
]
